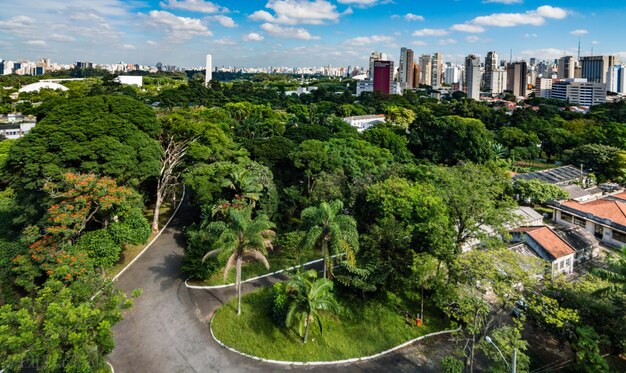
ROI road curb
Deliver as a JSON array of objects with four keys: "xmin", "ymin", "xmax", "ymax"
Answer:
[
  {"xmin": 111, "ymin": 186, "xmax": 186, "ymax": 282},
  {"xmin": 209, "ymin": 312, "xmax": 460, "ymax": 366},
  {"xmin": 184, "ymin": 256, "xmax": 328, "ymax": 289}
]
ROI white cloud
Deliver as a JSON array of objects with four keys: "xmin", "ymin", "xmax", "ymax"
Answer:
[
  {"xmin": 438, "ymin": 38, "xmax": 457, "ymax": 45},
  {"xmin": 146, "ymin": 10, "xmax": 212, "ymax": 40},
  {"xmin": 0, "ymin": 15, "xmax": 35, "ymax": 34},
  {"xmin": 122, "ymin": 43, "xmax": 136, "ymax": 49},
  {"xmin": 404, "ymin": 13, "xmax": 424, "ymax": 21},
  {"xmin": 451, "ymin": 24, "xmax": 485, "ymax": 33},
  {"xmin": 214, "ymin": 37, "xmax": 235, "ymax": 45},
  {"xmin": 147, "ymin": 40, "xmax": 158, "ymax": 45},
  {"xmin": 260, "ymin": 22, "xmax": 319, "ymax": 39},
  {"xmin": 50, "ymin": 33, "xmax": 76, "ymax": 42},
  {"xmin": 471, "ymin": 5, "xmax": 567, "ymax": 27},
  {"xmin": 412, "ymin": 28, "xmax": 448, "ymax": 37},
  {"xmin": 26, "ymin": 40, "xmax": 47, "ymax": 46},
  {"xmin": 520, "ymin": 48, "xmax": 577, "ymax": 60},
  {"xmin": 344, "ymin": 35, "xmax": 393, "ymax": 46},
  {"xmin": 524, "ymin": 33, "xmax": 538, "ymax": 38},
  {"xmin": 336, "ymin": 0, "xmax": 381, "ymax": 6},
  {"xmin": 68, "ymin": 13, "xmax": 106, "ymax": 22},
  {"xmin": 570, "ymin": 29, "xmax": 588, "ymax": 36},
  {"xmin": 465, "ymin": 36, "xmax": 489, "ymax": 43},
  {"xmin": 249, "ymin": 0, "xmax": 340, "ymax": 25},
  {"xmin": 209, "ymin": 15, "xmax": 236, "ymax": 27},
  {"xmin": 412, "ymin": 40, "xmax": 427, "ymax": 46},
  {"xmin": 243, "ymin": 32, "xmax": 264, "ymax": 41},
  {"xmin": 160, "ymin": 0, "xmax": 227, "ymax": 14},
  {"xmin": 483, "ymin": 0, "xmax": 522, "ymax": 4}
]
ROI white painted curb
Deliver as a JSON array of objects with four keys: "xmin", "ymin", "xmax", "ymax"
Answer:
[
  {"xmin": 111, "ymin": 186, "xmax": 186, "ymax": 282},
  {"xmin": 107, "ymin": 361, "xmax": 115, "ymax": 373},
  {"xmin": 209, "ymin": 313, "xmax": 460, "ymax": 366},
  {"xmin": 185, "ymin": 254, "xmax": 343, "ymax": 290}
]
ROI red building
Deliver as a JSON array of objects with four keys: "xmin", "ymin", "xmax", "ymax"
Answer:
[{"xmin": 373, "ymin": 60, "xmax": 393, "ymax": 95}]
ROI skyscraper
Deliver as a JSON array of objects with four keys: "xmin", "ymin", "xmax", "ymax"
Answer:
[
  {"xmin": 373, "ymin": 60, "xmax": 394, "ymax": 95},
  {"xmin": 399, "ymin": 47, "xmax": 415, "ymax": 89},
  {"xmin": 412, "ymin": 64, "xmax": 420, "ymax": 88},
  {"xmin": 465, "ymin": 55, "xmax": 481, "ymax": 100},
  {"xmin": 431, "ymin": 52, "xmax": 443, "ymax": 88},
  {"xmin": 557, "ymin": 56, "xmax": 575, "ymax": 79},
  {"xmin": 205, "ymin": 54, "xmax": 212, "ymax": 86},
  {"xmin": 608, "ymin": 65, "xmax": 625, "ymax": 94},
  {"xmin": 369, "ymin": 52, "xmax": 387, "ymax": 79},
  {"xmin": 484, "ymin": 51, "xmax": 498, "ymax": 90},
  {"xmin": 580, "ymin": 55, "xmax": 616, "ymax": 84},
  {"xmin": 507, "ymin": 61, "xmax": 528, "ymax": 97},
  {"xmin": 419, "ymin": 54, "xmax": 432, "ymax": 86}
]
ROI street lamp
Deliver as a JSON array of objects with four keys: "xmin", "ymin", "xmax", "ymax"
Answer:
[{"xmin": 485, "ymin": 336, "xmax": 517, "ymax": 373}]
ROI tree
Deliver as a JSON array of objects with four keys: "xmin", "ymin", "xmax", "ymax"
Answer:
[
  {"xmin": 591, "ymin": 247, "xmax": 626, "ymax": 296},
  {"xmin": 300, "ymin": 200, "xmax": 358, "ymax": 279},
  {"xmin": 201, "ymin": 208, "xmax": 275, "ymax": 315},
  {"xmin": 0, "ymin": 277, "xmax": 138, "ymax": 372},
  {"xmin": 564, "ymin": 143, "xmax": 626, "ymax": 182},
  {"xmin": 477, "ymin": 325, "xmax": 530, "ymax": 373},
  {"xmin": 291, "ymin": 140, "xmax": 329, "ymax": 194},
  {"xmin": 383, "ymin": 105, "xmax": 416, "ymax": 129},
  {"xmin": 285, "ymin": 269, "xmax": 340, "ymax": 343},
  {"xmin": 512, "ymin": 179, "xmax": 569, "ymax": 205}
]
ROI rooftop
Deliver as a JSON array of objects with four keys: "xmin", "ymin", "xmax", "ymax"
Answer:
[
  {"xmin": 512, "ymin": 226, "xmax": 576, "ymax": 259},
  {"xmin": 512, "ymin": 165, "xmax": 584, "ymax": 185},
  {"xmin": 561, "ymin": 199, "xmax": 626, "ymax": 227}
]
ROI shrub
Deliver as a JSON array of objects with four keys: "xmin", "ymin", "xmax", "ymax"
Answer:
[
  {"xmin": 272, "ymin": 282, "xmax": 289, "ymax": 326},
  {"xmin": 109, "ymin": 207, "xmax": 151, "ymax": 246},
  {"xmin": 440, "ymin": 356, "xmax": 464, "ymax": 373},
  {"xmin": 75, "ymin": 229, "xmax": 121, "ymax": 268}
]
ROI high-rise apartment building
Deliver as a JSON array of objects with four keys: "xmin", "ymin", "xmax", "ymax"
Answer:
[
  {"xmin": 507, "ymin": 61, "xmax": 528, "ymax": 97},
  {"xmin": 444, "ymin": 65, "xmax": 461, "ymax": 85},
  {"xmin": 369, "ymin": 52, "xmax": 387, "ymax": 79},
  {"xmin": 412, "ymin": 64, "xmax": 420, "ymax": 88},
  {"xmin": 608, "ymin": 65, "xmax": 625, "ymax": 94},
  {"xmin": 484, "ymin": 51, "xmax": 498, "ymax": 90},
  {"xmin": 419, "ymin": 54, "xmax": 432, "ymax": 86},
  {"xmin": 581, "ymin": 55, "xmax": 616, "ymax": 84},
  {"xmin": 431, "ymin": 52, "xmax": 443, "ymax": 88},
  {"xmin": 557, "ymin": 56, "xmax": 576, "ymax": 79},
  {"xmin": 490, "ymin": 69, "xmax": 507, "ymax": 95},
  {"xmin": 535, "ymin": 78, "xmax": 553, "ymax": 98},
  {"xmin": 373, "ymin": 60, "xmax": 394, "ymax": 95},
  {"xmin": 465, "ymin": 55, "xmax": 481, "ymax": 100},
  {"xmin": 399, "ymin": 47, "xmax": 415, "ymax": 89},
  {"xmin": 205, "ymin": 54, "xmax": 212, "ymax": 86}
]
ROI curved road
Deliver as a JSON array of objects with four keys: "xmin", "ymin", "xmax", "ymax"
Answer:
[{"xmin": 109, "ymin": 197, "xmax": 447, "ymax": 372}]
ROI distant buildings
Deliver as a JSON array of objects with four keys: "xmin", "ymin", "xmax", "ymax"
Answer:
[
  {"xmin": 557, "ymin": 56, "xmax": 576, "ymax": 79},
  {"xmin": 0, "ymin": 114, "xmax": 36, "ymax": 139},
  {"xmin": 343, "ymin": 114, "xmax": 386, "ymax": 132},
  {"xmin": 484, "ymin": 51, "xmax": 498, "ymax": 90},
  {"xmin": 490, "ymin": 69, "xmax": 507, "ymax": 95},
  {"xmin": 431, "ymin": 52, "xmax": 443, "ymax": 88},
  {"xmin": 368, "ymin": 52, "xmax": 387, "ymax": 79},
  {"xmin": 398, "ymin": 47, "xmax": 414, "ymax": 89},
  {"xmin": 550, "ymin": 79, "xmax": 607, "ymax": 106},
  {"xmin": 465, "ymin": 54, "xmax": 481, "ymax": 100},
  {"xmin": 373, "ymin": 60, "xmax": 394, "ymax": 95},
  {"xmin": 115, "ymin": 75, "xmax": 143, "ymax": 87},
  {"xmin": 419, "ymin": 54, "xmax": 432, "ymax": 86},
  {"xmin": 581, "ymin": 55, "xmax": 616, "ymax": 84},
  {"xmin": 205, "ymin": 54, "xmax": 212, "ymax": 87},
  {"xmin": 608, "ymin": 65, "xmax": 625, "ymax": 94},
  {"xmin": 507, "ymin": 61, "xmax": 528, "ymax": 97},
  {"xmin": 535, "ymin": 78, "xmax": 553, "ymax": 98}
]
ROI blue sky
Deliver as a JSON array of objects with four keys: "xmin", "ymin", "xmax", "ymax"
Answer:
[{"xmin": 0, "ymin": 0, "xmax": 624, "ymax": 68}]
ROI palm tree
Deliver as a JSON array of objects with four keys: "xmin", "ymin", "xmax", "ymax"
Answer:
[
  {"xmin": 285, "ymin": 270, "xmax": 340, "ymax": 343},
  {"xmin": 591, "ymin": 247, "xmax": 626, "ymax": 296},
  {"xmin": 300, "ymin": 200, "xmax": 358, "ymax": 279},
  {"xmin": 202, "ymin": 208, "xmax": 276, "ymax": 315},
  {"xmin": 221, "ymin": 167, "xmax": 263, "ymax": 208}
]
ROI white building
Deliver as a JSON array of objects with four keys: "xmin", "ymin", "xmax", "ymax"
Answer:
[
  {"xmin": 444, "ymin": 66, "xmax": 461, "ymax": 85},
  {"xmin": 115, "ymin": 75, "xmax": 143, "ymax": 87},
  {"xmin": 18, "ymin": 81, "xmax": 68, "ymax": 93},
  {"xmin": 205, "ymin": 54, "xmax": 212, "ymax": 87},
  {"xmin": 535, "ymin": 78, "xmax": 553, "ymax": 98},
  {"xmin": 356, "ymin": 80, "xmax": 373, "ymax": 96},
  {"xmin": 490, "ymin": 69, "xmax": 507, "ymax": 95},
  {"xmin": 550, "ymin": 78, "xmax": 606, "ymax": 106},
  {"xmin": 343, "ymin": 114, "xmax": 385, "ymax": 132},
  {"xmin": 607, "ymin": 65, "xmax": 625, "ymax": 94}
]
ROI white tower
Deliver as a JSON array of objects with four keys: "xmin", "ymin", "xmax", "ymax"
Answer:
[{"xmin": 205, "ymin": 54, "xmax": 212, "ymax": 86}]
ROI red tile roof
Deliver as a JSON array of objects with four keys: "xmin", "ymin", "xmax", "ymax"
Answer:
[
  {"xmin": 525, "ymin": 226, "xmax": 575, "ymax": 259},
  {"xmin": 561, "ymin": 199, "xmax": 626, "ymax": 226}
]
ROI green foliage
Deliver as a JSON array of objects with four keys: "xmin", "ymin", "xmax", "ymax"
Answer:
[
  {"xmin": 74, "ymin": 229, "xmax": 121, "ymax": 268},
  {"xmin": 108, "ymin": 207, "xmax": 151, "ymax": 246},
  {"xmin": 572, "ymin": 326, "xmax": 610, "ymax": 372},
  {"xmin": 0, "ymin": 277, "xmax": 135, "ymax": 372},
  {"xmin": 512, "ymin": 178, "xmax": 569, "ymax": 205},
  {"xmin": 272, "ymin": 282, "xmax": 289, "ymax": 326},
  {"xmin": 477, "ymin": 325, "xmax": 530, "ymax": 373},
  {"xmin": 564, "ymin": 143, "xmax": 626, "ymax": 182},
  {"xmin": 440, "ymin": 356, "xmax": 464, "ymax": 373}
]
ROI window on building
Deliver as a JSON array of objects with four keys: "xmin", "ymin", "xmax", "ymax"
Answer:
[
  {"xmin": 559, "ymin": 260, "xmax": 564, "ymax": 269},
  {"xmin": 565, "ymin": 258, "xmax": 571, "ymax": 268},
  {"xmin": 612, "ymin": 230, "xmax": 626, "ymax": 243},
  {"xmin": 572, "ymin": 216, "xmax": 586, "ymax": 228},
  {"xmin": 560, "ymin": 212, "xmax": 573, "ymax": 223}
]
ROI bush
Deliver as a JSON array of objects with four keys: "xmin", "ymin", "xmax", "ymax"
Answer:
[
  {"xmin": 181, "ymin": 224, "xmax": 222, "ymax": 280},
  {"xmin": 75, "ymin": 229, "xmax": 121, "ymax": 268},
  {"xmin": 440, "ymin": 356, "xmax": 464, "ymax": 373},
  {"xmin": 272, "ymin": 282, "xmax": 289, "ymax": 326},
  {"xmin": 109, "ymin": 207, "xmax": 151, "ymax": 246}
]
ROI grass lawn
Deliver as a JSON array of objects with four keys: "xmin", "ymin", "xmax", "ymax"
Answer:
[
  {"xmin": 104, "ymin": 193, "xmax": 178, "ymax": 278},
  {"xmin": 189, "ymin": 249, "xmax": 320, "ymax": 286},
  {"xmin": 211, "ymin": 287, "xmax": 451, "ymax": 362}
]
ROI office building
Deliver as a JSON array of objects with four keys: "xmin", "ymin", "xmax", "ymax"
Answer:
[
  {"xmin": 535, "ymin": 78, "xmax": 553, "ymax": 98},
  {"xmin": 419, "ymin": 54, "xmax": 432, "ymax": 86},
  {"xmin": 507, "ymin": 61, "xmax": 528, "ymax": 97},
  {"xmin": 369, "ymin": 52, "xmax": 387, "ymax": 79},
  {"xmin": 581, "ymin": 55, "xmax": 617, "ymax": 84},
  {"xmin": 465, "ymin": 55, "xmax": 481, "ymax": 100},
  {"xmin": 399, "ymin": 47, "xmax": 414, "ymax": 90},
  {"xmin": 550, "ymin": 79, "xmax": 606, "ymax": 106},
  {"xmin": 484, "ymin": 51, "xmax": 498, "ymax": 90},
  {"xmin": 205, "ymin": 54, "xmax": 212, "ymax": 86},
  {"xmin": 557, "ymin": 56, "xmax": 576, "ymax": 79},
  {"xmin": 373, "ymin": 60, "xmax": 394, "ymax": 95},
  {"xmin": 607, "ymin": 65, "xmax": 625, "ymax": 94},
  {"xmin": 444, "ymin": 65, "xmax": 461, "ymax": 85}
]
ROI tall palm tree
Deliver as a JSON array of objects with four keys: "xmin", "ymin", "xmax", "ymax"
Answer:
[
  {"xmin": 202, "ymin": 208, "xmax": 276, "ymax": 315},
  {"xmin": 592, "ymin": 247, "xmax": 626, "ymax": 296},
  {"xmin": 300, "ymin": 200, "xmax": 358, "ymax": 279},
  {"xmin": 285, "ymin": 270, "xmax": 340, "ymax": 343}
]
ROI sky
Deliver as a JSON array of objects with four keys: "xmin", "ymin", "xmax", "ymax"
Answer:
[{"xmin": 0, "ymin": 0, "xmax": 625, "ymax": 68}]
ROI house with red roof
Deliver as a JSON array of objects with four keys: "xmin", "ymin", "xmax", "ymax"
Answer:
[
  {"xmin": 551, "ymin": 192, "xmax": 626, "ymax": 247},
  {"xmin": 510, "ymin": 226, "xmax": 576, "ymax": 277}
]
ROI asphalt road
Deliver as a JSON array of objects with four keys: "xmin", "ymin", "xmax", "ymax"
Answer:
[{"xmin": 108, "ymin": 196, "xmax": 447, "ymax": 373}]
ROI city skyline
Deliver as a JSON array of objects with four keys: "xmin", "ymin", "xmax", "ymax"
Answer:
[{"xmin": 1, "ymin": 1, "xmax": 625, "ymax": 68}]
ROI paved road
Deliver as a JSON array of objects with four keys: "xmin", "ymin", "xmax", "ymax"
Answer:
[{"xmin": 109, "ymin": 197, "xmax": 446, "ymax": 373}]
